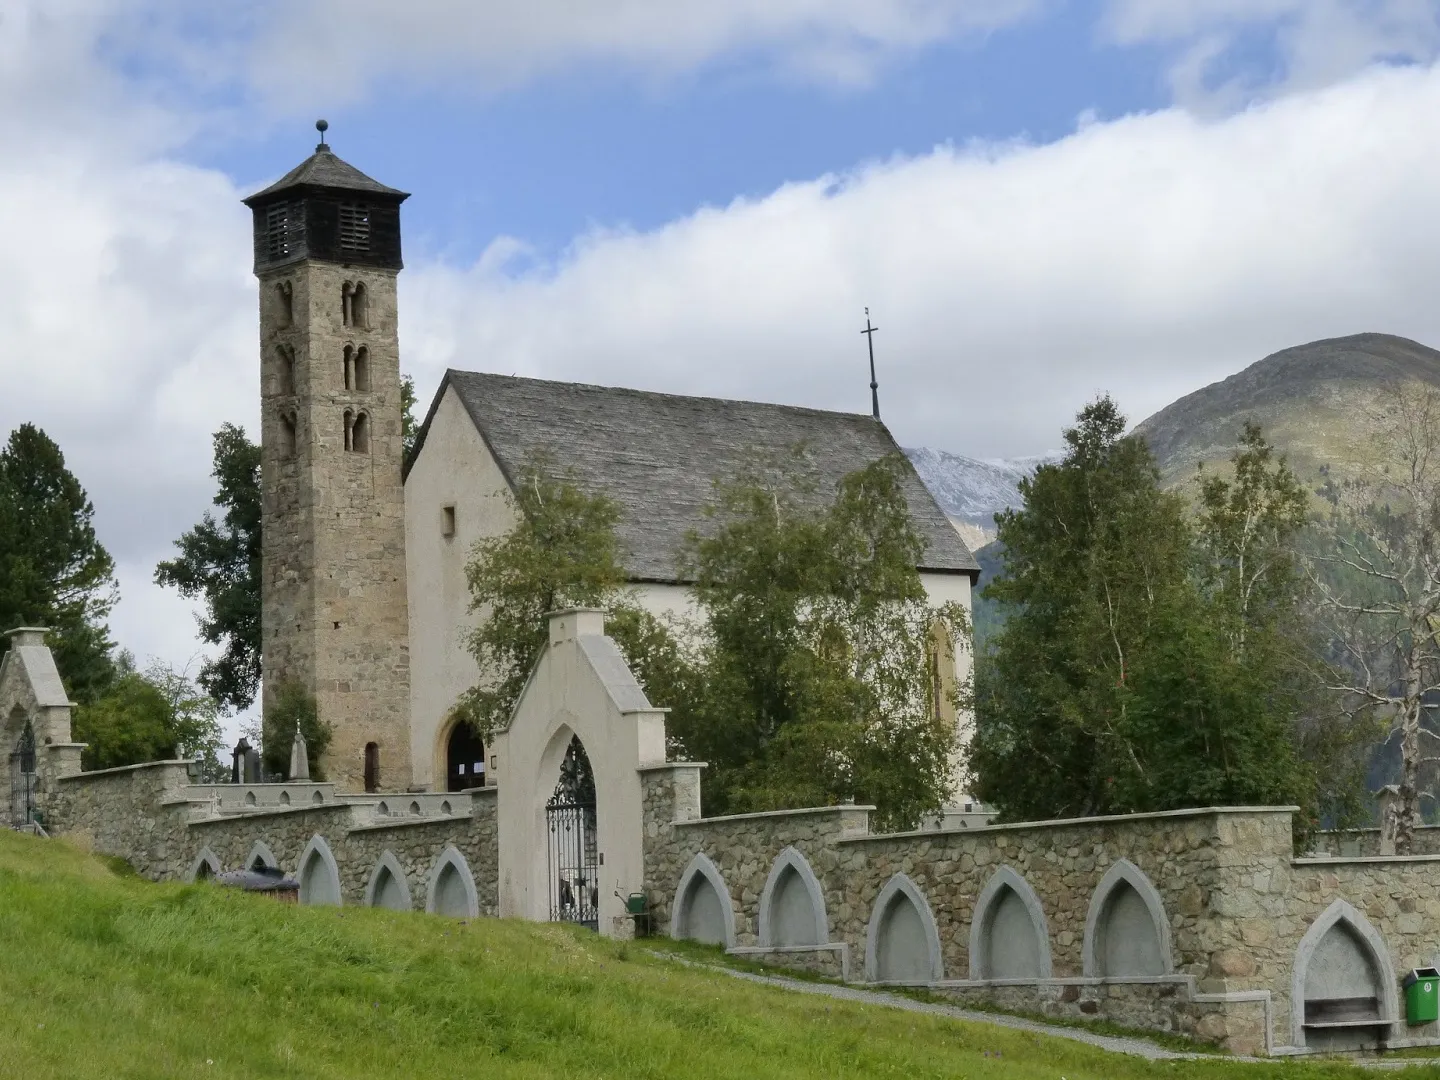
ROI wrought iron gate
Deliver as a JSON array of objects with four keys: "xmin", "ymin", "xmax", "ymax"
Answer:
[
  {"xmin": 547, "ymin": 736, "xmax": 598, "ymax": 931},
  {"xmin": 9, "ymin": 723, "xmax": 36, "ymax": 829}
]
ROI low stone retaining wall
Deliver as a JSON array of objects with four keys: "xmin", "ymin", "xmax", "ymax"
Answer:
[
  {"xmin": 49, "ymin": 762, "xmax": 500, "ymax": 917},
  {"xmin": 641, "ymin": 785, "xmax": 1440, "ymax": 1058}
]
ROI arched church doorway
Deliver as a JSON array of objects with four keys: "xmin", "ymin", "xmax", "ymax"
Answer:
[
  {"xmin": 547, "ymin": 735, "xmax": 598, "ymax": 931},
  {"xmin": 446, "ymin": 720, "xmax": 486, "ymax": 792},
  {"xmin": 8, "ymin": 719, "xmax": 36, "ymax": 828}
]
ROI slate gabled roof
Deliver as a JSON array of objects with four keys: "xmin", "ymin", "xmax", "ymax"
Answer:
[
  {"xmin": 243, "ymin": 146, "xmax": 408, "ymax": 205},
  {"xmin": 409, "ymin": 371, "xmax": 979, "ymax": 582}
]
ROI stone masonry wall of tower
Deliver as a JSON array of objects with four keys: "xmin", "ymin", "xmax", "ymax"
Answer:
[{"xmin": 256, "ymin": 224, "xmax": 412, "ymax": 793}]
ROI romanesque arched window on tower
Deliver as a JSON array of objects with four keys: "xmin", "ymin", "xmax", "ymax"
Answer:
[
  {"xmin": 342, "ymin": 281, "xmax": 369, "ymax": 329},
  {"xmin": 345, "ymin": 411, "xmax": 370, "ymax": 454},
  {"xmin": 274, "ymin": 280, "xmax": 293, "ymax": 328},
  {"xmin": 353, "ymin": 346, "xmax": 370, "ymax": 392},
  {"xmin": 343, "ymin": 345, "xmax": 355, "ymax": 391},
  {"xmin": 277, "ymin": 344, "xmax": 296, "ymax": 396}
]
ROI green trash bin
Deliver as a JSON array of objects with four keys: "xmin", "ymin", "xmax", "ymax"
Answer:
[{"xmin": 1403, "ymin": 967, "xmax": 1440, "ymax": 1025}]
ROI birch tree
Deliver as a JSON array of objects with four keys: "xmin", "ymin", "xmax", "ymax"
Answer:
[{"xmin": 1312, "ymin": 383, "xmax": 1440, "ymax": 853}]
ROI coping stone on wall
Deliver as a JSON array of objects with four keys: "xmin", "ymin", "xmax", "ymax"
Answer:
[
  {"xmin": 1081, "ymin": 858, "xmax": 1172, "ymax": 977},
  {"xmin": 838, "ymin": 804, "xmax": 1299, "ymax": 844},
  {"xmin": 968, "ymin": 865, "xmax": 1053, "ymax": 981},
  {"xmin": 671, "ymin": 852, "xmax": 737, "ymax": 948},
  {"xmin": 757, "ymin": 846, "xmax": 830, "ymax": 948},
  {"xmin": 864, "ymin": 872, "xmax": 944, "ymax": 984}
]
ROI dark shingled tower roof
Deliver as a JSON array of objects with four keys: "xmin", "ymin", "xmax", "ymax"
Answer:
[
  {"xmin": 410, "ymin": 371, "xmax": 979, "ymax": 582},
  {"xmin": 243, "ymin": 146, "xmax": 408, "ymax": 205}
]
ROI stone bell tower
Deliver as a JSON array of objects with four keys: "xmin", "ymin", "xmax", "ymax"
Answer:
[{"xmin": 243, "ymin": 123, "xmax": 412, "ymax": 792}]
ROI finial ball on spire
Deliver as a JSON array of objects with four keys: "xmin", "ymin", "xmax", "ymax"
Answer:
[{"xmin": 315, "ymin": 119, "xmax": 329, "ymax": 149}]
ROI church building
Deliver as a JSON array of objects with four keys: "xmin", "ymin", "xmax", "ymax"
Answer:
[{"xmin": 242, "ymin": 134, "xmax": 980, "ymax": 795}]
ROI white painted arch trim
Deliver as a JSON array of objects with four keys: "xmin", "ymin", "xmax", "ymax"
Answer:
[
  {"xmin": 968, "ymin": 865, "xmax": 1052, "ymax": 980},
  {"xmin": 363, "ymin": 850, "xmax": 413, "ymax": 910},
  {"xmin": 297, "ymin": 834, "xmax": 343, "ymax": 906},
  {"xmin": 864, "ymin": 872, "xmax": 944, "ymax": 983},
  {"xmin": 245, "ymin": 840, "xmax": 278, "ymax": 871},
  {"xmin": 670, "ymin": 852, "xmax": 737, "ymax": 949},
  {"xmin": 187, "ymin": 846, "xmax": 222, "ymax": 883},
  {"xmin": 1290, "ymin": 897, "xmax": 1399, "ymax": 1048},
  {"xmin": 758, "ymin": 846, "xmax": 829, "ymax": 948},
  {"xmin": 1082, "ymin": 859, "xmax": 1172, "ymax": 977},
  {"xmin": 425, "ymin": 845, "xmax": 480, "ymax": 917}
]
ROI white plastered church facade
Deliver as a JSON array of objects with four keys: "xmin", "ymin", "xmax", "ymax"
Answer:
[{"xmin": 403, "ymin": 369, "xmax": 980, "ymax": 797}]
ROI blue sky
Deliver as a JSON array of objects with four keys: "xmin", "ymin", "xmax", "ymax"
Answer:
[
  {"xmin": 209, "ymin": 3, "xmax": 1170, "ymax": 262},
  {"xmin": 2, "ymin": 0, "xmax": 1440, "ymax": 686}
]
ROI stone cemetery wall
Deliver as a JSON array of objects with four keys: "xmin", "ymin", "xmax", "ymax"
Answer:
[
  {"xmin": 49, "ymin": 764, "xmax": 499, "ymax": 916},
  {"xmin": 642, "ymin": 777, "xmax": 1440, "ymax": 1058}
]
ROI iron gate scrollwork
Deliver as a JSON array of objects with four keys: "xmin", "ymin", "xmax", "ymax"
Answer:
[
  {"xmin": 547, "ymin": 736, "xmax": 598, "ymax": 931},
  {"xmin": 9, "ymin": 722, "xmax": 36, "ymax": 829}
]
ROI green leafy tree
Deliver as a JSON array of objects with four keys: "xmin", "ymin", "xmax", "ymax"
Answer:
[
  {"xmin": 154, "ymin": 424, "xmax": 262, "ymax": 713},
  {"xmin": 462, "ymin": 450, "xmax": 963, "ymax": 830},
  {"xmin": 72, "ymin": 657, "xmax": 224, "ymax": 772},
  {"xmin": 460, "ymin": 455, "xmax": 681, "ymax": 738},
  {"xmin": 0, "ymin": 424, "xmax": 117, "ymax": 703},
  {"xmin": 402, "ymin": 374, "xmax": 419, "ymax": 461},
  {"xmin": 261, "ymin": 681, "xmax": 331, "ymax": 780},
  {"xmin": 674, "ymin": 451, "xmax": 966, "ymax": 830},
  {"xmin": 972, "ymin": 400, "xmax": 1315, "ymax": 821}
]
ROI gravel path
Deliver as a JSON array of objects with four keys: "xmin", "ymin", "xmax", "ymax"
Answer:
[{"xmin": 667, "ymin": 954, "xmax": 1440, "ymax": 1070}]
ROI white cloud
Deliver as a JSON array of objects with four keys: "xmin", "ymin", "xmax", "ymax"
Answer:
[
  {"xmin": 401, "ymin": 61, "xmax": 1440, "ymax": 458},
  {"xmin": 1102, "ymin": 0, "xmax": 1440, "ymax": 104},
  {"xmin": 242, "ymin": 0, "xmax": 1041, "ymax": 103},
  {"xmin": 0, "ymin": 0, "xmax": 255, "ymax": 680}
]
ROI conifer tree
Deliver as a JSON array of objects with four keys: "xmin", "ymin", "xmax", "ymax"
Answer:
[{"xmin": 0, "ymin": 424, "xmax": 117, "ymax": 702}]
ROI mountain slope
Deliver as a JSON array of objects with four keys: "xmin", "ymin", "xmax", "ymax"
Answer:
[
  {"xmin": 1134, "ymin": 332, "xmax": 1440, "ymax": 484},
  {"xmin": 904, "ymin": 447, "xmax": 1061, "ymax": 549}
]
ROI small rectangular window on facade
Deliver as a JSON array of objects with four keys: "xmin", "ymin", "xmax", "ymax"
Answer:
[
  {"xmin": 339, "ymin": 203, "xmax": 372, "ymax": 252},
  {"xmin": 441, "ymin": 505, "xmax": 456, "ymax": 538}
]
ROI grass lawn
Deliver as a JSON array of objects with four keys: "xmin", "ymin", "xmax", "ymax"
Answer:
[{"xmin": 0, "ymin": 830, "xmax": 1430, "ymax": 1079}]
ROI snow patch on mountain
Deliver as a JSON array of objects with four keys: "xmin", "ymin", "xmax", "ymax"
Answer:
[{"xmin": 905, "ymin": 446, "xmax": 1061, "ymax": 547}]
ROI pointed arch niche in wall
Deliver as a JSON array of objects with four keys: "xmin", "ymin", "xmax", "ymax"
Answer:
[
  {"xmin": 297, "ymin": 834, "xmax": 342, "ymax": 906},
  {"xmin": 865, "ymin": 873, "xmax": 943, "ymax": 984},
  {"xmin": 969, "ymin": 865, "xmax": 1052, "ymax": 981},
  {"xmin": 1291, "ymin": 898, "xmax": 1397, "ymax": 1050},
  {"xmin": 188, "ymin": 847, "xmax": 222, "ymax": 883},
  {"xmin": 670, "ymin": 852, "xmax": 735, "ymax": 948},
  {"xmin": 1082, "ymin": 859, "xmax": 1171, "ymax": 978},
  {"xmin": 758, "ymin": 847, "xmax": 828, "ymax": 948},
  {"xmin": 245, "ymin": 840, "xmax": 278, "ymax": 872},
  {"xmin": 426, "ymin": 845, "xmax": 479, "ymax": 918},
  {"xmin": 363, "ymin": 850, "xmax": 412, "ymax": 911}
]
